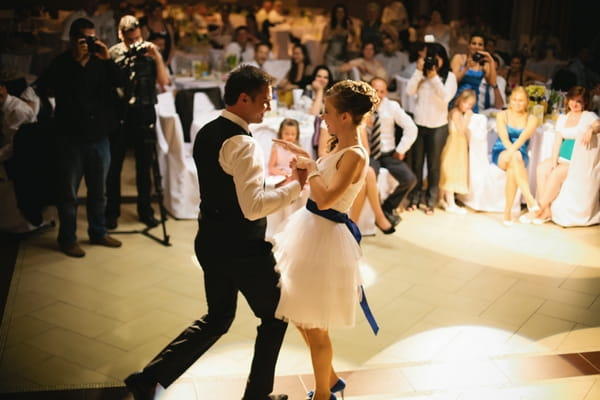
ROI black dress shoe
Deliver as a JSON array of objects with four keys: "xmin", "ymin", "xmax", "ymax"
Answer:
[
  {"xmin": 139, "ymin": 215, "xmax": 159, "ymax": 228},
  {"xmin": 124, "ymin": 372, "xmax": 155, "ymax": 400},
  {"xmin": 383, "ymin": 209, "xmax": 401, "ymax": 226},
  {"xmin": 268, "ymin": 395, "xmax": 288, "ymax": 400}
]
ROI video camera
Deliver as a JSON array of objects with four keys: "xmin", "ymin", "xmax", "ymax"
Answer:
[{"xmin": 124, "ymin": 41, "xmax": 148, "ymax": 59}]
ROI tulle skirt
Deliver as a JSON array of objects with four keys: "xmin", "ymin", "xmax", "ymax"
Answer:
[{"xmin": 274, "ymin": 207, "xmax": 363, "ymax": 330}]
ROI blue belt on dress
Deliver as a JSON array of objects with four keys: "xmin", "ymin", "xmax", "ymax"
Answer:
[{"xmin": 305, "ymin": 199, "xmax": 380, "ymax": 335}]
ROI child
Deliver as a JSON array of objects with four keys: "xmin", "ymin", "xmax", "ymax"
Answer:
[
  {"xmin": 439, "ymin": 89, "xmax": 475, "ymax": 214},
  {"xmin": 266, "ymin": 118, "xmax": 307, "ymax": 239},
  {"xmin": 268, "ymin": 118, "xmax": 300, "ymax": 180}
]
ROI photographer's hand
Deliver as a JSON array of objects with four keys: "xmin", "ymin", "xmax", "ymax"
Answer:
[
  {"xmin": 146, "ymin": 42, "xmax": 170, "ymax": 87},
  {"xmin": 94, "ymin": 39, "xmax": 110, "ymax": 60}
]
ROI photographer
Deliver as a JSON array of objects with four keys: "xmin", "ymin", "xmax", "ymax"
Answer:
[
  {"xmin": 406, "ymin": 42, "xmax": 457, "ymax": 215},
  {"xmin": 105, "ymin": 15, "xmax": 169, "ymax": 229},
  {"xmin": 450, "ymin": 32, "xmax": 497, "ymax": 112},
  {"xmin": 35, "ymin": 17, "xmax": 123, "ymax": 257}
]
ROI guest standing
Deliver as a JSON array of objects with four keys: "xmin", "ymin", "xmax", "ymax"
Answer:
[{"xmin": 36, "ymin": 17, "xmax": 122, "ymax": 257}]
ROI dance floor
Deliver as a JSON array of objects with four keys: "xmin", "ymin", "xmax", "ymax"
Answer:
[{"xmin": 1, "ymin": 157, "xmax": 600, "ymax": 399}]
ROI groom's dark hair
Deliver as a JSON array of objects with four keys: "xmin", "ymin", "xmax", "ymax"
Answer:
[{"xmin": 224, "ymin": 65, "xmax": 274, "ymax": 106}]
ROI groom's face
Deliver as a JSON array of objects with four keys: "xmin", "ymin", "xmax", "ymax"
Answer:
[{"xmin": 245, "ymin": 84, "xmax": 272, "ymax": 124}]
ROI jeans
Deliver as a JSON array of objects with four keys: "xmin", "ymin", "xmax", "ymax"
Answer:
[
  {"xmin": 408, "ymin": 124, "xmax": 449, "ymax": 207},
  {"xmin": 56, "ymin": 137, "xmax": 110, "ymax": 244}
]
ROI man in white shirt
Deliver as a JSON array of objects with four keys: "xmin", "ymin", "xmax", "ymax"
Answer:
[
  {"xmin": 478, "ymin": 55, "xmax": 506, "ymax": 110},
  {"xmin": 256, "ymin": 0, "xmax": 274, "ymax": 29},
  {"xmin": 124, "ymin": 65, "xmax": 301, "ymax": 400},
  {"xmin": 368, "ymin": 77, "xmax": 418, "ymax": 220},
  {"xmin": 225, "ymin": 26, "xmax": 256, "ymax": 66},
  {"xmin": 0, "ymin": 80, "xmax": 36, "ymax": 162},
  {"xmin": 375, "ymin": 34, "xmax": 409, "ymax": 83},
  {"xmin": 245, "ymin": 42, "xmax": 272, "ymax": 69}
]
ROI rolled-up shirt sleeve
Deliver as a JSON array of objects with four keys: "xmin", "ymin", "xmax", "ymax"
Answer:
[{"xmin": 219, "ymin": 134, "xmax": 301, "ymax": 221}]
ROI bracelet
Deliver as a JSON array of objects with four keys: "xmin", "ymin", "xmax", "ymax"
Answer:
[
  {"xmin": 307, "ymin": 170, "xmax": 320, "ymax": 180},
  {"xmin": 490, "ymin": 84, "xmax": 498, "ymax": 89}
]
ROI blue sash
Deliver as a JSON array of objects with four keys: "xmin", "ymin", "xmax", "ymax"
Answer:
[{"xmin": 305, "ymin": 199, "xmax": 380, "ymax": 335}]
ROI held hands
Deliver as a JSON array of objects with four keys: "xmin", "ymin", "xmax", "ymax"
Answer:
[{"xmin": 93, "ymin": 39, "xmax": 110, "ymax": 60}]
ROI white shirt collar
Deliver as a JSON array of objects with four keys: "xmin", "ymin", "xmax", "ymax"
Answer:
[{"xmin": 221, "ymin": 109, "xmax": 250, "ymax": 134}]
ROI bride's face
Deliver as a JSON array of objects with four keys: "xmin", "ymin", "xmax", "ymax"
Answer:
[{"xmin": 322, "ymin": 97, "xmax": 342, "ymax": 135}]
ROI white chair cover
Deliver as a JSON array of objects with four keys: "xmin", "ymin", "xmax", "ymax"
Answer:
[
  {"xmin": 551, "ymin": 133, "xmax": 600, "ymax": 227},
  {"xmin": 458, "ymin": 114, "xmax": 521, "ymax": 213},
  {"xmin": 155, "ymin": 92, "xmax": 200, "ymax": 219}
]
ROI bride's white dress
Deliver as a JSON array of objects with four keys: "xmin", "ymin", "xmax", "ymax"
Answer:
[{"xmin": 274, "ymin": 145, "xmax": 368, "ymax": 330}]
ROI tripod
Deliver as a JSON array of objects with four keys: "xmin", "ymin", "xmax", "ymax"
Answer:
[{"xmin": 110, "ymin": 123, "xmax": 171, "ymax": 247}]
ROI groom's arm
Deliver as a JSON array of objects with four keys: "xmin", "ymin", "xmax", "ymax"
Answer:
[{"xmin": 220, "ymin": 135, "xmax": 302, "ymax": 221}]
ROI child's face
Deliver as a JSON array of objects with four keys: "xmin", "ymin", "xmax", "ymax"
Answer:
[
  {"xmin": 459, "ymin": 96, "xmax": 475, "ymax": 112},
  {"xmin": 281, "ymin": 125, "xmax": 298, "ymax": 142}
]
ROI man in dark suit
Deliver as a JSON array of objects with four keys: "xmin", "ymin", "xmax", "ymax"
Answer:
[{"xmin": 124, "ymin": 65, "xmax": 305, "ymax": 400}]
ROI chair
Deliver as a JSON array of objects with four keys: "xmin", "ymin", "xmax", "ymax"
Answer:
[
  {"xmin": 155, "ymin": 92, "xmax": 200, "ymax": 219},
  {"xmin": 457, "ymin": 114, "xmax": 521, "ymax": 213},
  {"xmin": 175, "ymin": 87, "xmax": 224, "ymax": 142},
  {"xmin": 551, "ymin": 133, "xmax": 600, "ymax": 227}
]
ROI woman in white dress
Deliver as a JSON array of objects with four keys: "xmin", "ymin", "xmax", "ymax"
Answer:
[
  {"xmin": 273, "ymin": 80, "xmax": 379, "ymax": 400},
  {"xmin": 530, "ymin": 86, "xmax": 600, "ymax": 224}
]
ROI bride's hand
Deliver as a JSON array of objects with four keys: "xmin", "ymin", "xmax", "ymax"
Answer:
[{"xmin": 272, "ymin": 139, "xmax": 311, "ymax": 158}]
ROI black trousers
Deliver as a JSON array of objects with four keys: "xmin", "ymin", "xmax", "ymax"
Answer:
[
  {"xmin": 370, "ymin": 152, "xmax": 417, "ymax": 212},
  {"xmin": 106, "ymin": 107, "xmax": 156, "ymax": 220},
  {"xmin": 408, "ymin": 124, "xmax": 449, "ymax": 207},
  {"xmin": 140, "ymin": 226, "xmax": 288, "ymax": 399}
]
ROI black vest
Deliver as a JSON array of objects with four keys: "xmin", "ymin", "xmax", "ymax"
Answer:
[{"xmin": 193, "ymin": 116, "xmax": 269, "ymax": 257}]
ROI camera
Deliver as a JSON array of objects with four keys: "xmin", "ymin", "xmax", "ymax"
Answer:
[
  {"xmin": 472, "ymin": 52, "xmax": 485, "ymax": 64},
  {"xmin": 423, "ymin": 56, "xmax": 437, "ymax": 72},
  {"xmin": 84, "ymin": 35, "xmax": 100, "ymax": 53},
  {"xmin": 124, "ymin": 41, "xmax": 148, "ymax": 58}
]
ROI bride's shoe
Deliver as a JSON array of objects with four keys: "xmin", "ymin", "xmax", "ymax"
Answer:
[
  {"xmin": 308, "ymin": 378, "xmax": 345, "ymax": 400},
  {"xmin": 307, "ymin": 392, "xmax": 337, "ymax": 400}
]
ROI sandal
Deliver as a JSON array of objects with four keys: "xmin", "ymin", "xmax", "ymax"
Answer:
[
  {"xmin": 423, "ymin": 205, "xmax": 434, "ymax": 216},
  {"xmin": 406, "ymin": 203, "xmax": 418, "ymax": 212}
]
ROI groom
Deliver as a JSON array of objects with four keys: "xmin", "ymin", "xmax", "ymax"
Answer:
[{"xmin": 124, "ymin": 65, "xmax": 306, "ymax": 400}]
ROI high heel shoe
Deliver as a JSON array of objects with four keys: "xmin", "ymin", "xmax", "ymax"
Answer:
[
  {"xmin": 308, "ymin": 378, "xmax": 345, "ymax": 400},
  {"xmin": 331, "ymin": 378, "xmax": 346, "ymax": 399},
  {"xmin": 307, "ymin": 392, "xmax": 337, "ymax": 400}
]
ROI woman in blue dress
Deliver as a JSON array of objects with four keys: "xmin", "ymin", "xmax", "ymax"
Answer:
[
  {"xmin": 492, "ymin": 86, "xmax": 539, "ymax": 225},
  {"xmin": 450, "ymin": 32, "xmax": 498, "ymax": 112}
]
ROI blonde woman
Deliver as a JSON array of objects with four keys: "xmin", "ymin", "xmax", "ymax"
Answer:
[{"xmin": 491, "ymin": 86, "xmax": 539, "ymax": 225}]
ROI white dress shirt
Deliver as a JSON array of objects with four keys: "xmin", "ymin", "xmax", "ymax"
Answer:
[
  {"xmin": 406, "ymin": 69, "xmax": 457, "ymax": 128},
  {"xmin": 225, "ymin": 42, "xmax": 255, "ymax": 64},
  {"xmin": 478, "ymin": 76, "xmax": 507, "ymax": 111},
  {"xmin": 375, "ymin": 97, "xmax": 418, "ymax": 155},
  {"xmin": 0, "ymin": 94, "xmax": 35, "ymax": 162},
  {"xmin": 218, "ymin": 110, "xmax": 301, "ymax": 221}
]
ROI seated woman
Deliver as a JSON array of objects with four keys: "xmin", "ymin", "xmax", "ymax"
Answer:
[
  {"xmin": 278, "ymin": 43, "xmax": 312, "ymax": 95},
  {"xmin": 338, "ymin": 41, "xmax": 388, "ymax": 83},
  {"xmin": 492, "ymin": 86, "xmax": 539, "ymax": 225},
  {"xmin": 300, "ymin": 65, "xmax": 334, "ymax": 116},
  {"xmin": 501, "ymin": 53, "xmax": 546, "ymax": 98},
  {"xmin": 531, "ymin": 86, "xmax": 600, "ymax": 224},
  {"xmin": 318, "ymin": 123, "xmax": 397, "ymax": 234}
]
